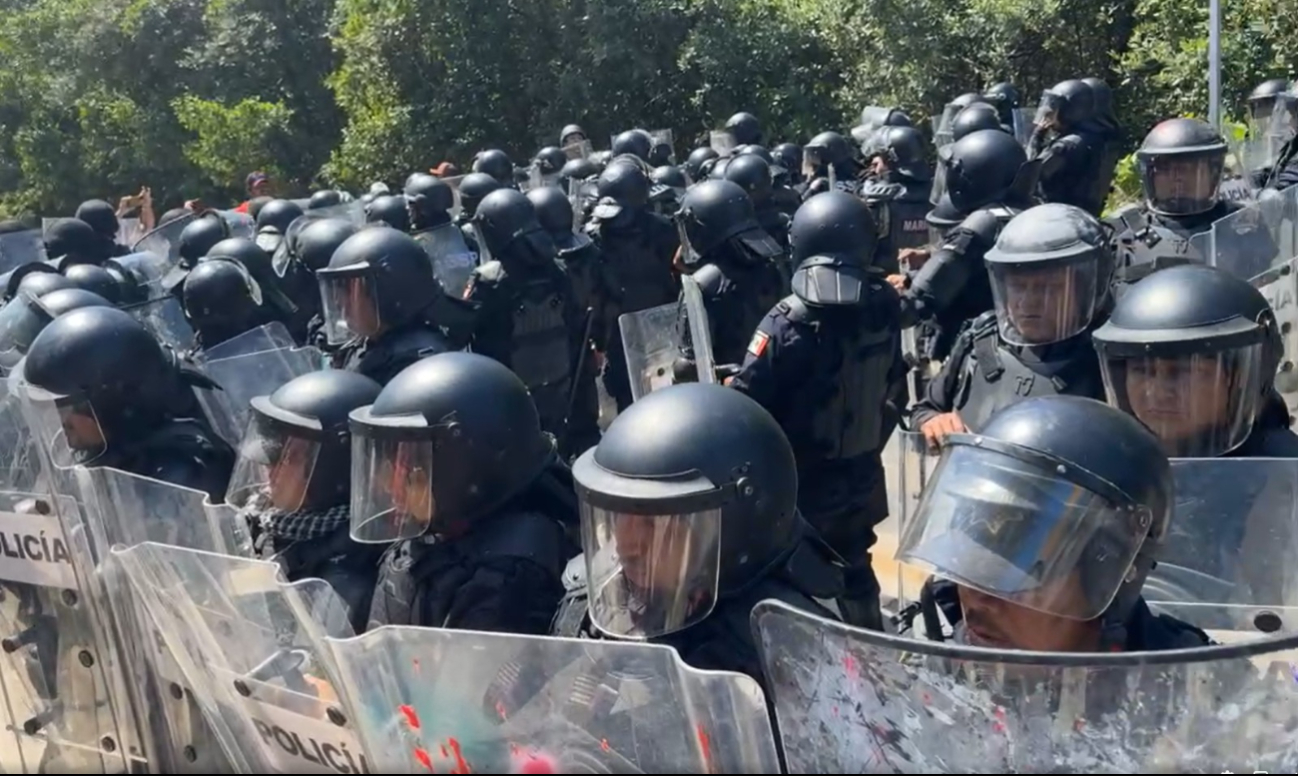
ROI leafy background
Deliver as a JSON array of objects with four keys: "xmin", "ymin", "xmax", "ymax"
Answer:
[{"xmin": 0, "ymin": 0, "xmax": 1290, "ymax": 216}]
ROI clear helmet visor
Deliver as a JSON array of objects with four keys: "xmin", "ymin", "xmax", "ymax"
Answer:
[
  {"xmin": 581, "ymin": 501, "xmax": 721, "ymax": 640},
  {"xmin": 23, "ymin": 384, "xmax": 106, "ymax": 467},
  {"xmin": 349, "ymin": 424, "xmax": 435, "ymax": 543},
  {"xmin": 1269, "ymin": 96, "xmax": 1298, "ymax": 144},
  {"xmin": 988, "ymin": 258, "xmax": 1099, "ymax": 346},
  {"xmin": 317, "ymin": 270, "xmax": 383, "ymax": 345},
  {"xmin": 802, "ymin": 147, "xmax": 827, "ymax": 182},
  {"xmin": 1138, "ymin": 153, "xmax": 1224, "ymax": 216},
  {"xmin": 896, "ymin": 444, "xmax": 1151, "ymax": 621},
  {"xmin": 1034, "ymin": 90, "xmax": 1063, "ymax": 127},
  {"xmin": 1100, "ymin": 344, "xmax": 1264, "ymax": 457},
  {"xmin": 227, "ymin": 407, "xmax": 321, "ymax": 511}
]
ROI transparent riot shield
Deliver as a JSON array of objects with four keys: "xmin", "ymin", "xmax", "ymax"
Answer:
[
  {"xmin": 124, "ymin": 296, "xmax": 196, "ymax": 353},
  {"xmin": 877, "ymin": 431, "xmax": 938, "ymax": 611},
  {"xmin": 1143, "ymin": 458, "xmax": 1298, "ymax": 637},
  {"xmin": 196, "ymin": 343, "xmax": 325, "ymax": 447},
  {"xmin": 1012, "ymin": 107, "xmax": 1035, "ymax": 147},
  {"xmin": 412, "ymin": 223, "xmax": 477, "ymax": 297},
  {"xmin": 218, "ymin": 210, "xmax": 256, "ymax": 240},
  {"xmin": 710, "ymin": 130, "xmax": 737, "ymax": 157},
  {"xmin": 0, "ymin": 229, "xmax": 46, "ymax": 278},
  {"xmin": 562, "ymin": 140, "xmax": 593, "ymax": 161},
  {"xmin": 110, "ymin": 542, "xmax": 361, "ymax": 775},
  {"xmin": 680, "ymin": 275, "xmax": 716, "ymax": 384},
  {"xmin": 1188, "ymin": 185, "xmax": 1298, "ymax": 283},
  {"xmin": 850, "ymin": 106, "xmax": 895, "ymax": 146},
  {"xmin": 325, "ymin": 626, "xmax": 780, "ymax": 774},
  {"xmin": 117, "ymin": 218, "xmax": 143, "ymax": 246},
  {"xmin": 278, "ymin": 206, "xmax": 366, "ymax": 277},
  {"xmin": 194, "ymin": 322, "xmax": 298, "ymax": 363},
  {"xmin": 754, "ymin": 599, "xmax": 1298, "ymax": 774},
  {"xmin": 68, "ymin": 467, "xmax": 250, "ymax": 773},
  {"xmin": 132, "ymin": 211, "xmax": 198, "ymax": 263},
  {"xmin": 0, "ymin": 362, "xmax": 44, "ymax": 493},
  {"xmin": 649, "ymin": 129, "xmax": 675, "ymax": 164},
  {"xmin": 619, "ymin": 302, "xmax": 678, "ymax": 401},
  {"xmin": 930, "ymin": 102, "xmax": 964, "ymax": 150}
]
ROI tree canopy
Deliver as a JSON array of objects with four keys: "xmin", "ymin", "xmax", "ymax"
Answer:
[{"xmin": 0, "ymin": 0, "xmax": 1291, "ymax": 215}]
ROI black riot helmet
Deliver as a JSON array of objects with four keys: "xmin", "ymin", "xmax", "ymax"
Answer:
[
  {"xmin": 612, "ymin": 130, "xmax": 653, "ymax": 162},
  {"xmin": 737, "ymin": 144, "xmax": 776, "ymax": 165},
  {"xmin": 0, "ymin": 288, "xmax": 112, "ymax": 372},
  {"xmin": 895, "ymin": 395, "xmax": 1171, "ymax": 646},
  {"xmin": 178, "ymin": 212, "xmax": 230, "ymax": 267},
  {"xmin": 316, "ymin": 226, "xmax": 442, "ymax": 344},
  {"xmin": 650, "ymin": 165, "xmax": 688, "ymax": 190},
  {"xmin": 1134, "ymin": 118, "xmax": 1227, "ymax": 216},
  {"xmin": 347, "ymin": 352, "xmax": 555, "ymax": 543},
  {"xmin": 63, "ymin": 264, "xmax": 123, "ymax": 303},
  {"xmin": 676, "ymin": 179, "xmax": 782, "ymax": 262},
  {"xmin": 203, "ymin": 236, "xmax": 296, "ymax": 317},
  {"xmin": 684, "ymin": 147, "xmax": 720, "ymax": 182},
  {"xmin": 247, "ymin": 196, "xmax": 274, "ymax": 222},
  {"xmin": 983, "ymin": 82, "xmax": 1021, "ymax": 130},
  {"xmin": 44, "ymin": 218, "xmax": 102, "ymax": 265},
  {"xmin": 403, "ymin": 173, "xmax": 455, "ymax": 229},
  {"xmin": 874, "ymin": 126, "xmax": 931, "ymax": 181},
  {"xmin": 473, "ymin": 188, "xmax": 557, "ymax": 264},
  {"xmin": 984, "ymin": 204, "xmax": 1111, "ymax": 346},
  {"xmin": 14, "ymin": 269, "xmax": 75, "ymax": 300},
  {"xmin": 1092, "ymin": 265, "xmax": 1281, "ymax": 458},
  {"xmin": 787, "ymin": 191, "xmax": 879, "ymax": 305},
  {"xmin": 1247, "ymin": 78, "xmax": 1292, "ymax": 126},
  {"xmin": 533, "ymin": 146, "xmax": 569, "ymax": 175},
  {"xmin": 942, "ymin": 129, "xmax": 1033, "ymax": 213},
  {"xmin": 228, "ymin": 369, "xmax": 383, "ymax": 511},
  {"xmin": 591, "ymin": 160, "xmax": 651, "ymax": 225},
  {"xmin": 647, "ymin": 135, "xmax": 674, "ymax": 167},
  {"xmin": 1036, "ymin": 79, "xmax": 1095, "ymax": 130},
  {"xmin": 293, "ymin": 218, "xmax": 360, "ymax": 272},
  {"xmin": 803, "ymin": 131, "xmax": 852, "ymax": 179},
  {"xmin": 723, "ymin": 153, "xmax": 774, "ymax": 204},
  {"xmin": 526, "ymin": 186, "xmax": 576, "ymax": 236},
  {"xmin": 472, "ymin": 149, "xmax": 514, "ymax": 186},
  {"xmin": 457, "ymin": 172, "xmax": 501, "ymax": 219},
  {"xmin": 182, "ymin": 257, "xmax": 268, "ymax": 348},
  {"xmin": 559, "ymin": 157, "xmax": 599, "ymax": 187},
  {"xmin": 256, "ymin": 199, "xmax": 305, "ymax": 234},
  {"xmin": 364, "ymin": 194, "xmax": 411, "ymax": 232},
  {"xmin": 725, "ymin": 112, "xmax": 763, "ymax": 146},
  {"xmin": 1081, "ymin": 77, "xmax": 1118, "ymax": 130},
  {"xmin": 773, "ymin": 143, "xmax": 803, "ymax": 183},
  {"xmin": 572, "ymin": 383, "xmax": 798, "ymax": 639},
  {"xmin": 560, "ymin": 124, "xmax": 587, "ymax": 146},
  {"xmin": 24, "ymin": 306, "xmax": 180, "ymax": 461},
  {"xmin": 74, "ymin": 199, "xmax": 119, "ymax": 239},
  {"xmin": 309, "ymin": 190, "xmax": 344, "ymax": 210},
  {"xmin": 952, "ymin": 103, "xmax": 1007, "ymax": 142}
]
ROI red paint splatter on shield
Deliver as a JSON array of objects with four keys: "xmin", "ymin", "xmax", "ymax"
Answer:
[
  {"xmin": 413, "ymin": 747, "xmax": 434, "ymax": 772},
  {"xmin": 447, "ymin": 738, "xmax": 471, "ymax": 774}
]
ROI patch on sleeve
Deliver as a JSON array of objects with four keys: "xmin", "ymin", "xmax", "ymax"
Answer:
[{"xmin": 747, "ymin": 330, "xmax": 771, "ymax": 358}]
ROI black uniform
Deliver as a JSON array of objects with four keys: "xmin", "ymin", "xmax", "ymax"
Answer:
[
  {"xmin": 362, "ymin": 353, "xmax": 577, "ymax": 633},
  {"xmin": 585, "ymin": 160, "xmax": 680, "ymax": 410},
  {"xmin": 555, "ymin": 383, "xmax": 845, "ymax": 690},
  {"xmin": 861, "ymin": 126, "xmax": 934, "ymax": 275},
  {"xmin": 910, "ymin": 202, "xmax": 1112, "ymax": 432},
  {"xmin": 1029, "ymin": 79, "xmax": 1106, "ymax": 215},
  {"xmin": 73, "ymin": 200, "xmax": 134, "ymax": 259},
  {"xmin": 731, "ymin": 191, "xmax": 905, "ymax": 630},
  {"xmin": 22, "ymin": 306, "xmax": 234, "ymax": 500},
  {"xmin": 454, "ymin": 172, "xmax": 503, "ymax": 258},
  {"xmin": 230, "ymin": 370, "xmax": 387, "ymax": 633}
]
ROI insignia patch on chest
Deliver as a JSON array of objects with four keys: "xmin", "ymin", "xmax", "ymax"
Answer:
[{"xmin": 748, "ymin": 330, "xmax": 771, "ymax": 358}]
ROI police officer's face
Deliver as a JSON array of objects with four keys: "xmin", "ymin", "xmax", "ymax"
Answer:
[
  {"xmin": 338, "ymin": 278, "xmax": 383, "ymax": 338},
  {"xmin": 959, "ymin": 584, "xmax": 1102, "ymax": 652},
  {"xmin": 1123, "ymin": 356, "xmax": 1234, "ymax": 444},
  {"xmin": 612, "ymin": 514, "xmax": 691, "ymax": 594},
  {"xmin": 1148, "ymin": 159, "xmax": 1214, "ymax": 203},
  {"xmin": 1004, "ymin": 264, "xmax": 1081, "ymax": 343},
  {"xmin": 267, "ymin": 436, "xmax": 314, "ymax": 512},
  {"xmin": 387, "ymin": 456, "xmax": 434, "ymax": 527},
  {"xmin": 60, "ymin": 409, "xmax": 105, "ymax": 451}
]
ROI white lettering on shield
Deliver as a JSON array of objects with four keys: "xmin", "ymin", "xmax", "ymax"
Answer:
[
  {"xmin": 0, "ymin": 509, "xmax": 78, "ymax": 589},
  {"xmin": 247, "ymin": 698, "xmax": 370, "ymax": 774}
]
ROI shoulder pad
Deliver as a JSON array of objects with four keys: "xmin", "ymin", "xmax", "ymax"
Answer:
[
  {"xmin": 969, "ymin": 309, "xmax": 999, "ymax": 338},
  {"xmin": 692, "ymin": 263, "xmax": 724, "ymax": 296},
  {"xmin": 776, "ymin": 293, "xmax": 810, "ymax": 323},
  {"xmin": 859, "ymin": 180, "xmax": 899, "ymax": 201},
  {"xmin": 383, "ymin": 324, "xmax": 452, "ymax": 356},
  {"xmin": 561, "ymin": 554, "xmax": 586, "ymax": 592},
  {"xmin": 473, "ymin": 260, "xmax": 507, "ymax": 285},
  {"xmin": 959, "ymin": 209, "xmax": 1005, "ymax": 242}
]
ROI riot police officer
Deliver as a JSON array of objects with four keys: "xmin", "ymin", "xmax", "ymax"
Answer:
[
  {"xmin": 23, "ymin": 306, "xmax": 234, "ymax": 499},
  {"xmin": 611, "ymin": 130, "xmax": 653, "ymax": 163},
  {"xmin": 465, "ymin": 189, "xmax": 598, "ymax": 457},
  {"xmin": 723, "ymin": 154, "xmax": 794, "ymax": 249},
  {"xmin": 889, "ymin": 129, "xmax": 1036, "ymax": 362},
  {"xmin": 204, "ymin": 236, "xmax": 309, "ymax": 342},
  {"xmin": 1247, "ymin": 78, "xmax": 1292, "ymax": 187},
  {"xmin": 164, "ymin": 211, "xmax": 231, "ymax": 298},
  {"xmin": 674, "ymin": 179, "xmax": 786, "ymax": 369},
  {"xmin": 62, "ymin": 264, "xmax": 123, "ymax": 303},
  {"xmin": 73, "ymin": 199, "xmax": 132, "ymax": 258},
  {"xmin": 362, "ymin": 352, "xmax": 577, "ymax": 632},
  {"xmin": 229, "ymin": 369, "xmax": 386, "ymax": 632},
  {"xmin": 1081, "ymin": 77, "xmax": 1124, "ymax": 209},
  {"xmin": 558, "ymin": 383, "xmax": 845, "ymax": 686},
  {"xmin": 316, "ymin": 226, "xmax": 454, "ymax": 385},
  {"xmin": 1113, "ymin": 118, "xmax": 1276, "ymax": 291},
  {"xmin": 560, "ymin": 124, "xmax": 587, "ymax": 147},
  {"xmin": 649, "ymin": 165, "xmax": 688, "ymax": 219},
  {"xmin": 982, "ymin": 81, "xmax": 1023, "ymax": 135},
  {"xmin": 454, "ymin": 172, "xmax": 502, "ymax": 257},
  {"xmin": 730, "ymin": 191, "xmax": 905, "ymax": 630},
  {"xmin": 725, "ymin": 112, "xmax": 763, "ymax": 147},
  {"xmin": 773, "ymin": 142, "xmax": 804, "ymax": 186},
  {"xmin": 1030, "ymin": 79, "xmax": 1106, "ymax": 215},
  {"xmin": 254, "ymin": 199, "xmax": 305, "ymax": 257},
  {"xmin": 801, "ymin": 131, "xmax": 861, "ymax": 197},
  {"xmin": 404, "ymin": 173, "xmax": 456, "ymax": 230},
  {"xmin": 473, "ymin": 148, "xmax": 516, "ymax": 188},
  {"xmin": 1093, "ymin": 264, "xmax": 1298, "ymax": 457},
  {"xmin": 900, "ymin": 395, "xmax": 1209, "ymax": 652},
  {"xmin": 182, "ymin": 257, "xmax": 278, "ymax": 354},
  {"xmin": 559, "ymin": 157, "xmax": 600, "ymax": 200},
  {"xmin": 910, "ymin": 203, "xmax": 1110, "ymax": 447},
  {"xmin": 44, "ymin": 218, "xmax": 111, "ymax": 268},
  {"xmin": 585, "ymin": 159, "xmax": 680, "ymax": 411},
  {"xmin": 0, "ymin": 288, "xmax": 113, "ymax": 373},
  {"xmin": 308, "ymin": 189, "xmax": 345, "ymax": 209},
  {"xmin": 860, "ymin": 125, "xmax": 934, "ymax": 274},
  {"xmin": 951, "ymin": 103, "xmax": 1008, "ymax": 141},
  {"xmin": 364, "ymin": 194, "xmax": 411, "ymax": 232},
  {"xmin": 531, "ymin": 146, "xmax": 569, "ymax": 187},
  {"xmin": 1263, "ymin": 90, "xmax": 1298, "ymax": 191},
  {"xmin": 684, "ymin": 147, "xmax": 720, "ymax": 183}
]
